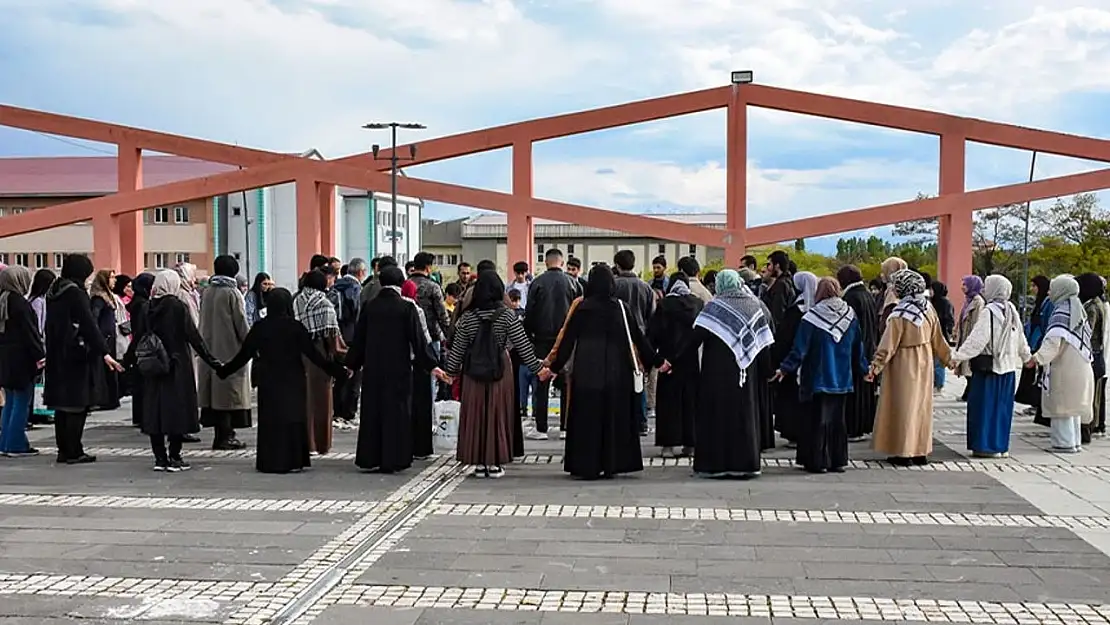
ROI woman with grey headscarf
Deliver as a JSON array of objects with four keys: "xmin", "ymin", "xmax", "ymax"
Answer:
[
  {"xmin": 948, "ymin": 275, "xmax": 1031, "ymax": 458},
  {"xmin": 0, "ymin": 265, "xmax": 45, "ymax": 456},
  {"xmin": 1031, "ymin": 274, "xmax": 1095, "ymax": 452},
  {"xmin": 770, "ymin": 271, "xmax": 818, "ymax": 449},
  {"xmin": 647, "ymin": 273, "xmax": 704, "ymax": 458}
]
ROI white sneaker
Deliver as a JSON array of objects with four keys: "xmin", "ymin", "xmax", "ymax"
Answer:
[
  {"xmin": 525, "ymin": 430, "xmax": 549, "ymax": 441},
  {"xmin": 559, "ymin": 431, "xmax": 567, "ymax": 440}
]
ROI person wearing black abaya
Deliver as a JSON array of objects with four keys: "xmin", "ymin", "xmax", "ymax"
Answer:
[
  {"xmin": 647, "ymin": 273, "xmax": 703, "ymax": 457},
  {"xmin": 548, "ymin": 264, "xmax": 658, "ymax": 480},
  {"xmin": 125, "ymin": 273, "xmax": 155, "ymax": 428},
  {"xmin": 217, "ymin": 288, "xmax": 348, "ymax": 473},
  {"xmin": 672, "ymin": 270, "xmax": 775, "ymax": 478},
  {"xmin": 772, "ymin": 271, "xmax": 817, "ymax": 447},
  {"xmin": 124, "ymin": 270, "xmax": 222, "ymax": 472},
  {"xmin": 44, "ymin": 254, "xmax": 124, "ymax": 465},
  {"xmin": 837, "ymin": 265, "xmax": 880, "ymax": 441},
  {"xmin": 346, "ymin": 266, "xmax": 442, "ymax": 473}
]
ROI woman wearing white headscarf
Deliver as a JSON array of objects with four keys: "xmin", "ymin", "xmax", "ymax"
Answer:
[
  {"xmin": 124, "ymin": 270, "xmax": 220, "ymax": 471},
  {"xmin": 948, "ymin": 275, "xmax": 1031, "ymax": 458},
  {"xmin": 1031, "ymin": 275, "xmax": 1095, "ymax": 452},
  {"xmin": 867, "ymin": 269, "xmax": 952, "ymax": 466},
  {"xmin": 770, "ymin": 271, "xmax": 818, "ymax": 448}
]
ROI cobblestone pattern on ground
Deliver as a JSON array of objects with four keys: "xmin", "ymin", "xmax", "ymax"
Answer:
[
  {"xmin": 335, "ymin": 584, "xmax": 1110, "ymax": 623},
  {"xmin": 431, "ymin": 502, "xmax": 1110, "ymax": 529},
  {"xmin": 0, "ymin": 493, "xmax": 377, "ymax": 514}
]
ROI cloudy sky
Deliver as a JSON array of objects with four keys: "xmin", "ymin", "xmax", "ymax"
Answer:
[{"xmin": 2, "ymin": 0, "xmax": 1110, "ymax": 253}]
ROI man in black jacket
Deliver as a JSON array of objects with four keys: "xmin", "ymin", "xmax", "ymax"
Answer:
[
  {"xmin": 524, "ymin": 248, "xmax": 578, "ymax": 439},
  {"xmin": 613, "ymin": 250, "xmax": 655, "ymax": 435}
]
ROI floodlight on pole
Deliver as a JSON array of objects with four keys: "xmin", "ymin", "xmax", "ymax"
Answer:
[
  {"xmin": 731, "ymin": 70, "xmax": 754, "ymax": 85},
  {"xmin": 362, "ymin": 121, "xmax": 426, "ymax": 259}
]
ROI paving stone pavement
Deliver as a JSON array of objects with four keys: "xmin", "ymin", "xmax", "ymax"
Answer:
[{"xmin": 0, "ymin": 377, "xmax": 1107, "ymax": 624}]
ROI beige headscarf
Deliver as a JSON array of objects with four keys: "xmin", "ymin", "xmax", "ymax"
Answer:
[
  {"xmin": 151, "ymin": 269, "xmax": 182, "ymax": 299},
  {"xmin": 880, "ymin": 256, "xmax": 908, "ymax": 309},
  {"xmin": 0, "ymin": 265, "xmax": 32, "ymax": 333}
]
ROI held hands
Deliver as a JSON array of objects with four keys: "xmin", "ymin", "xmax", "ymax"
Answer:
[
  {"xmin": 537, "ymin": 367, "xmax": 554, "ymax": 382},
  {"xmin": 659, "ymin": 360, "xmax": 673, "ymax": 375},
  {"xmin": 103, "ymin": 354, "xmax": 125, "ymax": 373},
  {"xmin": 1024, "ymin": 359, "xmax": 1037, "ymax": 369},
  {"xmin": 864, "ymin": 370, "xmax": 876, "ymax": 383},
  {"xmin": 769, "ymin": 369, "xmax": 785, "ymax": 383},
  {"xmin": 36, "ymin": 358, "xmax": 45, "ymax": 370},
  {"xmin": 432, "ymin": 367, "xmax": 452, "ymax": 384}
]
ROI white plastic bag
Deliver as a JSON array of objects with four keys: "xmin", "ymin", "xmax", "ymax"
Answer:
[{"xmin": 434, "ymin": 400, "xmax": 460, "ymax": 452}]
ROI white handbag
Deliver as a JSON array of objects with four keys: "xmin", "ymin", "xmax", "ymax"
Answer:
[{"xmin": 618, "ymin": 301, "xmax": 645, "ymax": 394}]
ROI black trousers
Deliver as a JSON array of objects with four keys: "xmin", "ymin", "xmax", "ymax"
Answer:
[
  {"xmin": 150, "ymin": 434, "xmax": 184, "ymax": 462},
  {"xmin": 53, "ymin": 410, "xmax": 88, "ymax": 461},
  {"xmin": 332, "ymin": 369, "xmax": 362, "ymax": 421},
  {"xmin": 531, "ymin": 339, "xmax": 567, "ymax": 433},
  {"xmin": 796, "ymin": 393, "xmax": 849, "ymax": 472}
]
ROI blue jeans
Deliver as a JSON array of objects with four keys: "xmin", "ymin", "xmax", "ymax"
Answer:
[
  {"xmin": 0, "ymin": 386, "xmax": 33, "ymax": 454},
  {"xmin": 639, "ymin": 392, "xmax": 648, "ymax": 429},
  {"xmin": 933, "ymin": 358, "xmax": 946, "ymax": 390},
  {"xmin": 518, "ymin": 365, "xmax": 538, "ymax": 414}
]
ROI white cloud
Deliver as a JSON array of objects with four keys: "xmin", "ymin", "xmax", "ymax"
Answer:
[{"xmin": 2, "ymin": 0, "xmax": 1110, "ymax": 239}]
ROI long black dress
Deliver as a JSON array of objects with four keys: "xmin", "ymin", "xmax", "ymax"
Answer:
[
  {"xmin": 771, "ymin": 303, "xmax": 804, "ymax": 445},
  {"xmin": 842, "ymin": 283, "xmax": 879, "ymax": 439},
  {"xmin": 219, "ymin": 316, "xmax": 346, "ymax": 473},
  {"xmin": 549, "ymin": 297, "xmax": 658, "ymax": 479},
  {"xmin": 648, "ymin": 293, "xmax": 703, "ymax": 450},
  {"xmin": 89, "ymin": 297, "xmax": 120, "ymax": 410},
  {"xmin": 124, "ymin": 296, "xmax": 217, "ymax": 439},
  {"xmin": 126, "ymin": 293, "xmax": 150, "ymax": 427},
  {"xmin": 346, "ymin": 289, "xmax": 438, "ymax": 473},
  {"xmin": 679, "ymin": 326, "xmax": 771, "ymax": 477}
]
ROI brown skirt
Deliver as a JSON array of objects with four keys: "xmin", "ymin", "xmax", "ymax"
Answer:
[
  {"xmin": 457, "ymin": 351, "xmax": 515, "ymax": 467},
  {"xmin": 304, "ymin": 338, "xmax": 334, "ymax": 455}
]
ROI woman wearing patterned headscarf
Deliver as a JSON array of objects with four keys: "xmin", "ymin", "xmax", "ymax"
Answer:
[
  {"xmin": 770, "ymin": 271, "xmax": 818, "ymax": 448},
  {"xmin": 955, "ymin": 276, "xmax": 986, "ymax": 399},
  {"xmin": 647, "ymin": 272, "xmax": 704, "ymax": 458},
  {"xmin": 670, "ymin": 269, "xmax": 775, "ymax": 478},
  {"xmin": 867, "ymin": 269, "xmax": 952, "ymax": 466},
  {"xmin": 948, "ymin": 275, "xmax": 1031, "ymax": 458},
  {"xmin": 773, "ymin": 277, "xmax": 868, "ymax": 473},
  {"xmin": 0, "ymin": 265, "xmax": 45, "ymax": 457},
  {"xmin": 877, "ymin": 257, "xmax": 908, "ymax": 338},
  {"xmin": 1030, "ymin": 275, "xmax": 1095, "ymax": 452}
]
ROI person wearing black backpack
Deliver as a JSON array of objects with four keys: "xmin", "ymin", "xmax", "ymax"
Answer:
[
  {"xmin": 124, "ymin": 270, "xmax": 222, "ymax": 472},
  {"xmin": 443, "ymin": 270, "xmax": 551, "ymax": 479}
]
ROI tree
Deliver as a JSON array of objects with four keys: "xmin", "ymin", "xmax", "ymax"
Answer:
[
  {"xmin": 891, "ymin": 192, "xmax": 938, "ymax": 243},
  {"xmin": 1034, "ymin": 192, "xmax": 1106, "ymax": 246},
  {"xmin": 794, "ymin": 238, "xmax": 806, "ymax": 252},
  {"xmin": 971, "ymin": 203, "xmax": 1027, "ymax": 276}
]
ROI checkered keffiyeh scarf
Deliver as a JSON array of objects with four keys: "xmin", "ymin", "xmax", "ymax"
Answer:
[
  {"xmin": 294, "ymin": 287, "xmax": 339, "ymax": 339},
  {"xmin": 694, "ymin": 282, "xmax": 775, "ymax": 387}
]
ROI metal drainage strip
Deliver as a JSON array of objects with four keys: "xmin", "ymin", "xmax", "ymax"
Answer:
[{"xmin": 268, "ymin": 462, "xmax": 466, "ymax": 625}]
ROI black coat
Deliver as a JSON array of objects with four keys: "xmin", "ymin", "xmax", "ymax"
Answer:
[
  {"xmin": 524, "ymin": 268, "xmax": 578, "ymax": 342},
  {"xmin": 124, "ymin": 296, "xmax": 218, "ymax": 436},
  {"xmin": 0, "ymin": 294, "xmax": 45, "ymax": 390},
  {"xmin": 43, "ymin": 279, "xmax": 110, "ymax": 410}
]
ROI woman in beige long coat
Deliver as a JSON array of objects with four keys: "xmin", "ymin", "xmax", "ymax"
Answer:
[
  {"xmin": 867, "ymin": 269, "xmax": 951, "ymax": 466},
  {"xmin": 197, "ymin": 256, "xmax": 252, "ymax": 450},
  {"xmin": 1032, "ymin": 275, "xmax": 1095, "ymax": 452}
]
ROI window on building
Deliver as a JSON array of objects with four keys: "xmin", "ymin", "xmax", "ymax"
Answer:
[
  {"xmin": 0, "ymin": 253, "xmax": 8, "ymax": 264},
  {"xmin": 567, "ymin": 244, "xmax": 575, "ymax": 255},
  {"xmin": 12, "ymin": 207, "xmax": 26, "ymax": 215},
  {"xmin": 233, "ymin": 206, "xmax": 242, "ymax": 217},
  {"xmin": 175, "ymin": 252, "xmax": 190, "ymax": 264},
  {"xmin": 233, "ymin": 252, "xmax": 241, "ymax": 260},
  {"xmin": 174, "ymin": 205, "xmax": 189, "ymax": 224},
  {"xmin": 658, "ymin": 243, "xmax": 666, "ymax": 255},
  {"xmin": 53, "ymin": 253, "xmax": 64, "ymax": 268},
  {"xmin": 688, "ymin": 244, "xmax": 696, "ymax": 257},
  {"xmin": 14, "ymin": 253, "xmax": 28, "ymax": 266},
  {"xmin": 154, "ymin": 253, "xmax": 168, "ymax": 268},
  {"xmin": 0, "ymin": 208, "xmax": 6, "ymax": 217},
  {"xmin": 448, "ymin": 254, "xmax": 459, "ymax": 265},
  {"xmin": 154, "ymin": 207, "xmax": 169, "ymax": 223},
  {"xmin": 33, "ymin": 253, "xmax": 46, "ymax": 269}
]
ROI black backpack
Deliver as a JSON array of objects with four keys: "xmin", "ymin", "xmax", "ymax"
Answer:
[
  {"xmin": 463, "ymin": 310, "xmax": 506, "ymax": 382},
  {"xmin": 134, "ymin": 312, "xmax": 171, "ymax": 378}
]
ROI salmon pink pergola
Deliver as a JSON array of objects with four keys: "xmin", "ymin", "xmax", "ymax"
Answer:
[{"xmin": 3, "ymin": 83, "xmax": 1110, "ymax": 286}]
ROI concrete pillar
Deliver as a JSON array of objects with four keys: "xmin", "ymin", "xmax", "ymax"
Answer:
[
  {"xmin": 724, "ymin": 84, "xmax": 748, "ymax": 268},
  {"xmin": 509, "ymin": 141, "xmax": 534, "ymax": 276},
  {"xmin": 92, "ymin": 215, "xmax": 121, "ymax": 272},
  {"xmin": 938, "ymin": 133, "xmax": 973, "ymax": 287},
  {"xmin": 296, "ymin": 176, "xmax": 322, "ymax": 271},
  {"xmin": 318, "ymin": 182, "xmax": 337, "ymax": 258},
  {"xmin": 117, "ymin": 144, "xmax": 144, "ymax": 275}
]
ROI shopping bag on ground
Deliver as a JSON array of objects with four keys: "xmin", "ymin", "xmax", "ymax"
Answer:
[{"xmin": 433, "ymin": 400, "xmax": 460, "ymax": 452}]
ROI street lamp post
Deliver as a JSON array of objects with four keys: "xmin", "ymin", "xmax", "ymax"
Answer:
[
  {"xmin": 363, "ymin": 122, "xmax": 425, "ymax": 260},
  {"xmin": 1021, "ymin": 151, "xmax": 1038, "ymax": 322}
]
